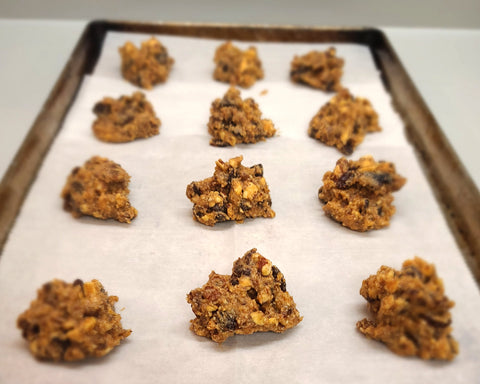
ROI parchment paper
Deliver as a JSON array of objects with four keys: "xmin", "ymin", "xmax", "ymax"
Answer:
[{"xmin": 1, "ymin": 32, "xmax": 479, "ymax": 383}]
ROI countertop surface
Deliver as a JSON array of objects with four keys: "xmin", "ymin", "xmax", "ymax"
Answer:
[{"xmin": 0, "ymin": 20, "xmax": 479, "ymax": 189}]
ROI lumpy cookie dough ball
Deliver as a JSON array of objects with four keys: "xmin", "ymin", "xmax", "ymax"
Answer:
[
  {"xmin": 119, "ymin": 37, "xmax": 174, "ymax": 89},
  {"xmin": 213, "ymin": 41, "xmax": 264, "ymax": 88},
  {"xmin": 208, "ymin": 87, "xmax": 276, "ymax": 147},
  {"xmin": 290, "ymin": 47, "xmax": 344, "ymax": 91},
  {"xmin": 186, "ymin": 155, "xmax": 275, "ymax": 226},
  {"xmin": 187, "ymin": 248, "xmax": 302, "ymax": 343},
  {"xmin": 17, "ymin": 279, "xmax": 131, "ymax": 361},
  {"xmin": 61, "ymin": 156, "xmax": 138, "ymax": 223},
  {"xmin": 308, "ymin": 89, "xmax": 381, "ymax": 155},
  {"xmin": 318, "ymin": 156, "xmax": 406, "ymax": 231},
  {"xmin": 92, "ymin": 91, "xmax": 161, "ymax": 143},
  {"xmin": 356, "ymin": 257, "xmax": 458, "ymax": 360}
]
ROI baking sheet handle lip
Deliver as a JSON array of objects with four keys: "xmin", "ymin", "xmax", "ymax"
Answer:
[{"xmin": 86, "ymin": 19, "xmax": 385, "ymax": 45}]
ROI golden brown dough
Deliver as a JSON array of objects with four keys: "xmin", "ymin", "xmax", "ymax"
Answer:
[
  {"xmin": 187, "ymin": 248, "xmax": 302, "ymax": 343},
  {"xmin": 308, "ymin": 89, "xmax": 381, "ymax": 155},
  {"xmin": 290, "ymin": 47, "xmax": 344, "ymax": 91},
  {"xmin": 17, "ymin": 279, "xmax": 131, "ymax": 361},
  {"xmin": 213, "ymin": 41, "xmax": 263, "ymax": 88},
  {"xmin": 61, "ymin": 156, "xmax": 137, "ymax": 223},
  {"xmin": 92, "ymin": 92, "xmax": 160, "ymax": 143},
  {"xmin": 318, "ymin": 156, "xmax": 406, "ymax": 231},
  {"xmin": 208, "ymin": 87, "xmax": 276, "ymax": 147},
  {"xmin": 186, "ymin": 156, "xmax": 275, "ymax": 226},
  {"xmin": 119, "ymin": 37, "xmax": 174, "ymax": 89},
  {"xmin": 357, "ymin": 257, "xmax": 458, "ymax": 360}
]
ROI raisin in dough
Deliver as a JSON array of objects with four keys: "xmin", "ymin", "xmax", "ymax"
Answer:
[
  {"xmin": 186, "ymin": 156, "xmax": 275, "ymax": 226},
  {"xmin": 61, "ymin": 156, "xmax": 137, "ymax": 223},
  {"xmin": 290, "ymin": 47, "xmax": 344, "ymax": 91},
  {"xmin": 17, "ymin": 279, "xmax": 131, "ymax": 361},
  {"xmin": 308, "ymin": 89, "xmax": 381, "ymax": 155},
  {"xmin": 187, "ymin": 248, "xmax": 302, "ymax": 343},
  {"xmin": 92, "ymin": 91, "xmax": 160, "ymax": 143},
  {"xmin": 213, "ymin": 41, "xmax": 263, "ymax": 88},
  {"xmin": 119, "ymin": 37, "xmax": 174, "ymax": 89},
  {"xmin": 208, "ymin": 87, "xmax": 276, "ymax": 147},
  {"xmin": 357, "ymin": 257, "xmax": 458, "ymax": 360},
  {"xmin": 318, "ymin": 156, "xmax": 406, "ymax": 231}
]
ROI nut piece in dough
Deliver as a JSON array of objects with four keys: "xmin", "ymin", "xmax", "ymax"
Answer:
[
  {"xmin": 92, "ymin": 92, "xmax": 161, "ymax": 143},
  {"xmin": 356, "ymin": 257, "xmax": 458, "ymax": 360},
  {"xmin": 290, "ymin": 47, "xmax": 344, "ymax": 91},
  {"xmin": 61, "ymin": 156, "xmax": 138, "ymax": 223},
  {"xmin": 208, "ymin": 87, "xmax": 276, "ymax": 147},
  {"xmin": 17, "ymin": 279, "xmax": 131, "ymax": 361},
  {"xmin": 119, "ymin": 37, "xmax": 174, "ymax": 89},
  {"xmin": 308, "ymin": 89, "xmax": 381, "ymax": 155},
  {"xmin": 186, "ymin": 155, "xmax": 275, "ymax": 226},
  {"xmin": 213, "ymin": 41, "xmax": 264, "ymax": 88},
  {"xmin": 187, "ymin": 248, "xmax": 302, "ymax": 343},
  {"xmin": 318, "ymin": 156, "xmax": 406, "ymax": 231}
]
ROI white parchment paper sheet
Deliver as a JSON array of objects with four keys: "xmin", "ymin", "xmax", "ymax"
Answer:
[{"xmin": 0, "ymin": 32, "xmax": 479, "ymax": 383}]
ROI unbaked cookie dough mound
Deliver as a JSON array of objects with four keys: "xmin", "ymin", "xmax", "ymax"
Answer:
[
  {"xmin": 356, "ymin": 257, "xmax": 458, "ymax": 360},
  {"xmin": 186, "ymin": 155, "xmax": 275, "ymax": 226},
  {"xmin": 119, "ymin": 37, "xmax": 174, "ymax": 89},
  {"xmin": 290, "ymin": 47, "xmax": 344, "ymax": 91},
  {"xmin": 92, "ymin": 91, "xmax": 161, "ymax": 143},
  {"xmin": 187, "ymin": 248, "xmax": 302, "ymax": 343},
  {"xmin": 213, "ymin": 41, "xmax": 264, "ymax": 88},
  {"xmin": 61, "ymin": 156, "xmax": 138, "ymax": 223},
  {"xmin": 308, "ymin": 89, "xmax": 381, "ymax": 155},
  {"xmin": 17, "ymin": 279, "xmax": 131, "ymax": 361},
  {"xmin": 318, "ymin": 156, "xmax": 406, "ymax": 231},
  {"xmin": 208, "ymin": 87, "xmax": 276, "ymax": 147}
]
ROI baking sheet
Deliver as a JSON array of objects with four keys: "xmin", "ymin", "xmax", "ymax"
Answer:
[{"xmin": 0, "ymin": 31, "xmax": 479, "ymax": 383}]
